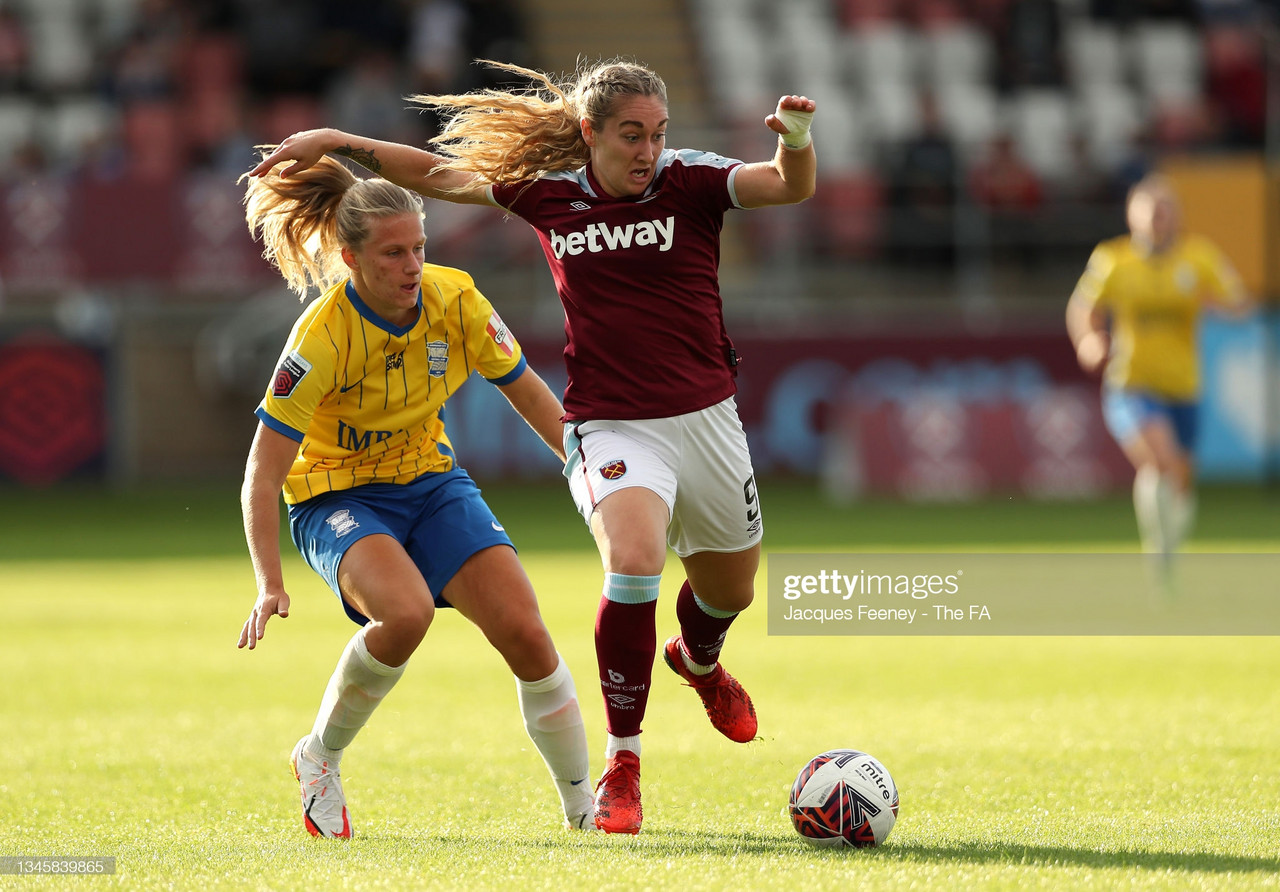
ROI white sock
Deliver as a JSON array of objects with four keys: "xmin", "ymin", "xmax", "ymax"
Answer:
[
  {"xmin": 310, "ymin": 625, "xmax": 406, "ymax": 759},
  {"xmin": 605, "ymin": 734, "xmax": 641, "ymax": 760},
  {"xmin": 517, "ymin": 654, "xmax": 592, "ymax": 821},
  {"xmin": 1133, "ymin": 466, "xmax": 1167, "ymax": 554},
  {"xmin": 1171, "ymin": 487, "xmax": 1196, "ymax": 549},
  {"xmin": 677, "ymin": 626, "xmax": 718, "ymax": 675}
]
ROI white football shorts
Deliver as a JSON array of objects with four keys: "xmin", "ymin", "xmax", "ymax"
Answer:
[{"xmin": 562, "ymin": 396, "xmax": 763, "ymax": 557}]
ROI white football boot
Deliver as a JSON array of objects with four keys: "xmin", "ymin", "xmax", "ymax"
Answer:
[{"xmin": 290, "ymin": 736, "xmax": 352, "ymax": 839}]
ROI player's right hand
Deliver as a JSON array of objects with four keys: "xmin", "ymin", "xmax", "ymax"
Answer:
[
  {"xmin": 238, "ymin": 588, "xmax": 291, "ymax": 650},
  {"xmin": 250, "ymin": 129, "xmax": 342, "ymax": 179},
  {"xmin": 1075, "ymin": 330, "xmax": 1110, "ymax": 374}
]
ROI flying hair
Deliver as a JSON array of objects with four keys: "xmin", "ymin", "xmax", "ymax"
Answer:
[
  {"xmin": 241, "ymin": 154, "xmax": 424, "ymax": 298},
  {"xmin": 409, "ymin": 58, "xmax": 667, "ymax": 186}
]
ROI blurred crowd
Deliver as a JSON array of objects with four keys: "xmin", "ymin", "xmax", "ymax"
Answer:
[
  {"xmin": 0, "ymin": 0, "xmax": 1274, "ymax": 271},
  {"xmin": 696, "ymin": 0, "xmax": 1276, "ymax": 265},
  {"xmin": 0, "ymin": 0, "xmax": 529, "ymax": 186}
]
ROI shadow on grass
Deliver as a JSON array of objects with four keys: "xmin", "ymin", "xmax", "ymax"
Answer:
[
  {"xmin": 867, "ymin": 840, "xmax": 1279, "ymax": 875},
  {"xmin": 369, "ymin": 828, "xmax": 1280, "ymax": 876}
]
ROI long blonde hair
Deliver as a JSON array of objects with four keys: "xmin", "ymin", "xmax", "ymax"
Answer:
[
  {"xmin": 410, "ymin": 58, "xmax": 667, "ymax": 184},
  {"xmin": 241, "ymin": 155, "xmax": 424, "ymax": 298}
]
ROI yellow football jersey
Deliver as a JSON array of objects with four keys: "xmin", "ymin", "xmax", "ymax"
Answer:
[
  {"xmin": 1073, "ymin": 234, "xmax": 1244, "ymax": 400},
  {"xmin": 256, "ymin": 264, "xmax": 525, "ymax": 504}
]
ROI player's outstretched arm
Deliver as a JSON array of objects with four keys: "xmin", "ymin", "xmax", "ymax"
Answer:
[
  {"xmin": 238, "ymin": 423, "xmax": 299, "ymax": 650},
  {"xmin": 250, "ymin": 128, "xmax": 492, "ymax": 205},
  {"xmin": 496, "ymin": 366, "xmax": 568, "ymax": 463},
  {"xmin": 735, "ymin": 95, "xmax": 817, "ymax": 209}
]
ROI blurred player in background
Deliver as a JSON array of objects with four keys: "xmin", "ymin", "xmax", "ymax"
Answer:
[
  {"xmin": 252, "ymin": 58, "xmax": 817, "ymax": 833},
  {"xmin": 1066, "ymin": 174, "xmax": 1251, "ymax": 566},
  {"xmin": 236, "ymin": 156, "xmax": 594, "ymax": 837}
]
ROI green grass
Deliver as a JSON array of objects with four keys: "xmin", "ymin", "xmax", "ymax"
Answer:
[{"xmin": 2, "ymin": 480, "xmax": 1278, "ymax": 890}]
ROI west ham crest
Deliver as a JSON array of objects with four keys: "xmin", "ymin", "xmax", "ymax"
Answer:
[{"xmin": 599, "ymin": 459, "xmax": 627, "ymax": 480}]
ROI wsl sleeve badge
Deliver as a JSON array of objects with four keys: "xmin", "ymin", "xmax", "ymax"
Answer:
[
  {"xmin": 486, "ymin": 312, "xmax": 514, "ymax": 357},
  {"xmin": 272, "ymin": 350, "xmax": 312, "ymax": 399}
]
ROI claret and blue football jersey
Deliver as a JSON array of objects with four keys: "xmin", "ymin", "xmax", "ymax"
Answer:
[{"xmin": 490, "ymin": 148, "xmax": 746, "ymax": 422}]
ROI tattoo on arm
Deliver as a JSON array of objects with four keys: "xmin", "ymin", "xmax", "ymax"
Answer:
[{"xmin": 334, "ymin": 144, "xmax": 381, "ymax": 173}]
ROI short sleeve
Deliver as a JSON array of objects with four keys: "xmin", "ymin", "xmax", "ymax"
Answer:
[
  {"xmin": 1193, "ymin": 237, "xmax": 1247, "ymax": 308},
  {"xmin": 1073, "ymin": 243, "xmax": 1116, "ymax": 310},
  {"xmin": 256, "ymin": 333, "xmax": 335, "ymax": 441},
  {"xmin": 460, "ymin": 279, "xmax": 525, "ymax": 382}
]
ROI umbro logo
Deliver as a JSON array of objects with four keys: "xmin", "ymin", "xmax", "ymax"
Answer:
[{"xmin": 570, "ymin": 201, "xmax": 591, "ymax": 211}]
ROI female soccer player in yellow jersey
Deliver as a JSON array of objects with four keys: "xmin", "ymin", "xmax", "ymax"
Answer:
[
  {"xmin": 251, "ymin": 59, "xmax": 817, "ymax": 834},
  {"xmin": 236, "ymin": 156, "xmax": 596, "ymax": 837},
  {"xmin": 1066, "ymin": 174, "xmax": 1252, "ymax": 562}
]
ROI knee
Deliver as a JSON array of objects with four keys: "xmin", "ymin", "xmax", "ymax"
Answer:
[
  {"xmin": 602, "ymin": 541, "xmax": 667, "ymax": 576},
  {"xmin": 730, "ymin": 587, "xmax": 756, "ymax": 611},
  {"xmin": 704, "ymin": 585, "xmax": 755, "ymax": 613},
  {"xmin": 381, "ymin": 597, "xmax": 435, "ymax": 650},
  {"xmin": 497, "ymin": 621, "xmax": 557, "ymax": 680}
]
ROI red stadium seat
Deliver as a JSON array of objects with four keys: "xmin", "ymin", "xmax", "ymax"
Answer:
[{"xmin": 811, "ymin": 172, "xmax": 885, "ymax": 260}]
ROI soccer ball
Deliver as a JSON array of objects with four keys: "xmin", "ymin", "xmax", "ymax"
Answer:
[{"xmin": 789, "ymin": 749, "xmax": 899, "ymax": 848}]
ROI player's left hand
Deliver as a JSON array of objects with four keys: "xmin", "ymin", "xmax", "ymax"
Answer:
[{"xmin": 765, "ymin": 95, "xmax": 817, "ymax": 138}]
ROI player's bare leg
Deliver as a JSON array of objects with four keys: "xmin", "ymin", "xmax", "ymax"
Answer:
[{"xmin": 293, "ymin": 534, "xmax": 429, "ymax": 838}]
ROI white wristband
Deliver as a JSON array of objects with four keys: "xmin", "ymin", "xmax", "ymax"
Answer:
[{"xmin": 775, "ymin": 107, "xmax": 814, "ymax": 150}]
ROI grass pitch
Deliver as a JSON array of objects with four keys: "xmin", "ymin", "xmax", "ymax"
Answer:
[{"xmin": 1, "ymin": 480, "xmax": 1278, "ymax": 890}]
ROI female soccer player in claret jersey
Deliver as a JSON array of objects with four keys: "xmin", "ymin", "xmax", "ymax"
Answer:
[
  {"xmin": 236, "ymin": 155, "xmax": 596, "ymax": 837},
  {"xmin": 1067, "ymin": 174, "xmax": 1251, "ymax": 568},
  {"xmin": 253, "ymin": 58, "xmax": 817, "ymax": 834}
]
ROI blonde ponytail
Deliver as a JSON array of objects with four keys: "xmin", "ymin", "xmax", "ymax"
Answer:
[
  {"xmin": 241, "ymin": 155, "xmax": 424, "ymax": 298},
  {"xmin": 411, "ymin": 58, "xmax": 667, "ymax": 185}
]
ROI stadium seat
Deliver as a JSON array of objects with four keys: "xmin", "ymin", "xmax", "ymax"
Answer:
[
  {"xmin": 770, "ymin": 4, "xmax": 842, "ymax": 87},
  {"xmin": 934, "ymin": 81, "xmax": 1000, "ymax": 160},
  {"xmin": 920, "ymin": 23, "xmax": 994, "ymax": 89},
  {"xmin": 839, "ymin": 0, "xmax": 901, "ymax": 28},
  {"xmin": 810, "ymin": 170, "xmax": 885, "ymax": 259},
  {"xmin": 865, "ymin": 79, "xmax": 924, "ymax": 145},
  {"xmin": 177, "ymin": 35, "xmax": 244, "ymax": 96},
  {"xmin": 25, "ymin": 7, "xmax": 94, "ymax": 92},
  {"xmin": 0, "ymin": 97, "xmax": 39, "ymax": 162},
  {"xmin": 122, "ymin": 100, "xmax": 183, "ymax": 181},
  {"xmin": 1007, "ymin": 89, "xmax": 1076, "ymax": 181},
  {"xmin": 93, "ymin": 0, "xmax": 141, "ymax": 44},
  {"xmin": 700, "ymin": 14, "xmax": 772, "ymax": 117},
  {"xmin": 847, "ymin": 23, "xmax": 920, "ymax": 89},
  {"xmin": 812, "ymin": 85, "xmax": 872, "ymax": 172},
  {"xmin": 912, "ymin": 0, "xmax": 966, "ymax": 29},
  {"xmin": 47, "ymin": 96, "xmax": 119, "ymax": 166},
  {"xmin": 1131, "ymin": 22, "xmax": 1204, "ymax": 105},
  {"xmin": 1064, "ymin": 21, "xmax": 1126, "ymax": 89},
  {"xmin": 260, "ymin": 96, "xmax": 325, "ymax": 144},
  {"xmin": 1075, "ymin": 83, "xmax": 1145, "ymax": 171}
]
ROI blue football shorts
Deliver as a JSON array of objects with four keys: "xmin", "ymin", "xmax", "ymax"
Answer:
[
  {"xmin": 288, "ymin": 467, "xmax": 514, "ymax": 626},
  {"xmin": 1100, "ymin": 385, "xmax": 1198, "ymax": 453}
]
